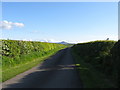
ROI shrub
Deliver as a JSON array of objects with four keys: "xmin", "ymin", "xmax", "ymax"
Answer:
[{"xmin": 2, "ymin": 40, "xmax": 66, "ymax": 69}]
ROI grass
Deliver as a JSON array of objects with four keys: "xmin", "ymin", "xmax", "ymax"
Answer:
[
  {"xmin": 72, "ymin": 50, "xmax": 117, "ymax": 88},
  {"xmin": 2, "ymin": 48, "xmax": 63, "ymax": 82}
]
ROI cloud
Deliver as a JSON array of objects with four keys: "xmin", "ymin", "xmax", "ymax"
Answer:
[{"xmin": 0, "ymin": 20, "xmax": 24, "ymax": 30}]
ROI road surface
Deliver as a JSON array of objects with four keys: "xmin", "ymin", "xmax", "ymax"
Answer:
[{"xmin": 2, "ymin": 48, "xmax": 83, "ymax": 88}]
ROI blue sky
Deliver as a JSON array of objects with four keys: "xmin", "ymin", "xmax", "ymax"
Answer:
[{"xmin": 2, "ymin": 2, "xmax": 118, "ymax": 43}]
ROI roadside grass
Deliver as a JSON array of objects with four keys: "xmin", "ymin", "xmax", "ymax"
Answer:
[
  {"xmin": 72, "ymin": 50, "xmax": 117, "ymax": 88},
  {"xmin": 2, "ymin": 48, "xmax": 63, "ymax": 82}
]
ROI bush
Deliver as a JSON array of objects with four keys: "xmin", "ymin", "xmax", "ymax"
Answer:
[
  {"xmin": 110, "ymin": 40, "xmax": 120, "ymax": 87},
  {"xmin": 2, "ymin": 40, "xmax": 66, "ymax": 69},
  {"xmin": 72, "ymin": 40, "xmax": 116, "ymax": 77}
]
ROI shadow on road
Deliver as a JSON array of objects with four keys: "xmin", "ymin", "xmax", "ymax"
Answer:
[{"xmin": 2, "ymin": 48, "xmax": 83, "ymax": 88}]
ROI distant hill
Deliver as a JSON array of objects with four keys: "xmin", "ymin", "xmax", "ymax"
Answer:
[
  {"xmin": 58, "ymin": 41, "xmax": 70, "ymax": 44},
  {"xmin": 58, "ymin": 41, "xmax": 74, "ymax": 47}
]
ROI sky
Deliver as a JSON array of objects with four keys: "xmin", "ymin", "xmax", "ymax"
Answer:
[
  {"xmin": 1, "ymin": 2, "xmax": 118, "ymax": 43},
  {"xmin": 1, "ymin": 0, "xmax": 119, "ymax": 2}
]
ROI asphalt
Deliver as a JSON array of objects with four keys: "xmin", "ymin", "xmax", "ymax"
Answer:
[{"xmin": 2, "ymin": 48, "xmax": 83, "ymax": 88}]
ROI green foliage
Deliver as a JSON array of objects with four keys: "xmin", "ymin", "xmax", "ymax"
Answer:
[
  {"xmin": 72, "ymin": 40, "xmax": 118, "ymax": 87},
  {"xmin": 2, "ymin": 40, "xmax": 66, "ymax": 69},
  {"xmin": 72, "ymin": 51, "xmax": 116, "ymax": 88},
  {"xmin": 110, "ymin": 40, "xmax": 120, "ymax": 87},
  {"xmin": 2, "ymin": 48, "xmax": 60, "ymax": 82}
]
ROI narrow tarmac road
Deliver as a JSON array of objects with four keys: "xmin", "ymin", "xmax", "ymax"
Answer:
[{"xmin": 2, "ymin": 48, "xmax": 83, "ymax": 88}]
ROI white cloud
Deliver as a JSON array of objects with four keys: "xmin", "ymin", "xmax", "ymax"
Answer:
[{"xmin": 0, "ymin": 20, "xmax": 24, "ymax": 30}]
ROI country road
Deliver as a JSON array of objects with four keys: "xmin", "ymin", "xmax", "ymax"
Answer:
[{"xmin": 2, "ymin": 48, "xmax": 83, "ymax": 88}]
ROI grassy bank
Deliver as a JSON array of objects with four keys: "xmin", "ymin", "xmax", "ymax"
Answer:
[
  {"xmin": 1, "ymin": 40, "xmax": 66, "ymax": 82},
  {"xmin": 72, "ymin": 51, "xmax": 117, "ymax": 88},
  {"xmin": 71, "ymin": 40, "xmax": 118, "ymax": 88},
  {"xmin": 2, "ymin": 48, "xmax": 64, "ymax": 82},
  {"xmin": 2, "ymin": 40, "xmax": 66, "ymax": 68}
]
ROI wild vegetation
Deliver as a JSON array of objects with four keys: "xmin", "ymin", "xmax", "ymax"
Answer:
[
  {"xmin": 72, "ymin": 40, "xmax": 119, "ymax": 88},
  {"xmin": 110, "ymin": 40, "xmax": 120, "ymax": 87},
  {"xmin": 1, "ymin": 40, "xmax": 66, "ymax": 82}
]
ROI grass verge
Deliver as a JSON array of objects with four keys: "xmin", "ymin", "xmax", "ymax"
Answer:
[
  {"xmin": 72, "ymin": 50, "xmax": 117, "ymax": 88},
  {"xmin": 2, "ymin": 48, "xmax": 63, "ymax": 82}
]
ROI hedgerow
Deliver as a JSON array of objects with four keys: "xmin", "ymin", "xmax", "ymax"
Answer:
[
  {"xmin": 2, "ymin": 40, "xmax": 66, "ymax": 69},
  {"xmin": 72, "ymin": 40, "xmax": 118, "ymax": 86}
]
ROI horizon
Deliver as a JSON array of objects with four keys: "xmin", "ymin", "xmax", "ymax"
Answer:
[
  {"xmin": 1, "ymin": 2, "xmax": 118, "ymax": 43},
  {"xmin": 1, "ymin": 38, "xmax": 118, "ymax": 44}
]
